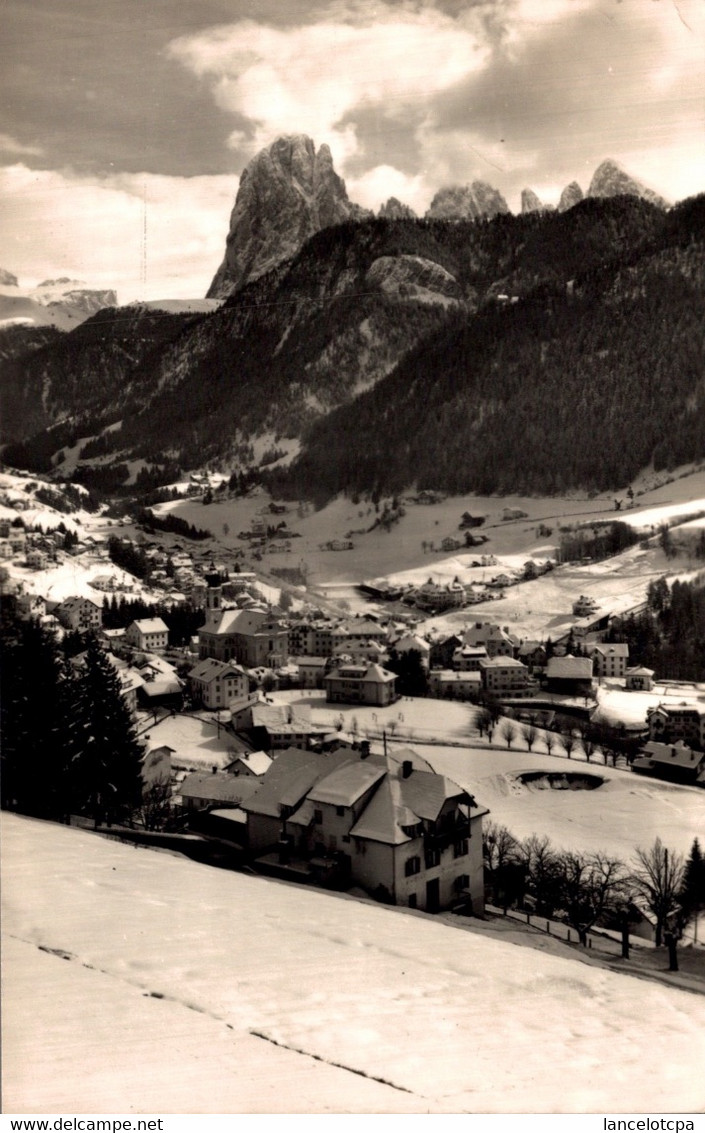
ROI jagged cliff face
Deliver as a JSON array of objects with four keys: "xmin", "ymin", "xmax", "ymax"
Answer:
[
  {"xmin": 426, "ymin": 182, "xmax": 509, "ymax": 220},
  {"xmin": 207, "ymin": 135, "xmax": 371, "ymax": 298},
  {"xmin": 588, "ymin": 159, "xmax": 669, "ymax": 208},
  {"xmin": 558, "ymin": 182, "xmax": 584, "ymax": 212},
  {"xmin": 378, "ymin": 197, "xmax": 417, "ymax": 219},
  {"xmin": 521, "ymin": 189, "xmax": 552, "ymax": 214}
]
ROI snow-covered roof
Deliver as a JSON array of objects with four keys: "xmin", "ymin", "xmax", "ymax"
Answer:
[
  {"xmin": 546, "ymin": 656, "xmax": 593, "ymax": 679},
  {"xmin": 593, "ymin": 643, "xmax": 630, "ymax": 657},
  {"xmin": 349, "ymin": 778, "xmax": 418, "ymax": 845},
  {"xmin": 131, "ymin": 618, "xmax": 168, "ymax": 634},
  {"xmin": 242, "ymin": 750, "xmax": 354, "ymax": 818},
  {"xmin": 179, "ymin": 773, "xmax": 259, "ymax": 804},
  {"xmin": 227, "ymin": 750, "xmax": 272, "ymax": 776},
  {"xmin": 637, "ymin": 742, "xmax": 705, "ymax": 770},
  {"xmin": 188, "ymin": 658, "xmax": 246, "ymax": 683},
  {"xmin": 362, "ymin": 663, "xmax": 396, "ymax": 683},
  {"xmin": 307, "ymin": 761, "xmax": 386, "ymax": 807}
]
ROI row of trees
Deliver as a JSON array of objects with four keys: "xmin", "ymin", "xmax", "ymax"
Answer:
[
  {"xmin": 484, "ymin": 823, "xmax": 705, "ymax": 964},
  {"xmin": 1, "ymin": 616, "xmax": 145, "ymax": 825},
  {"xmin": 474, "ymin": 705, "xmax": 640, "ymax": 766}
]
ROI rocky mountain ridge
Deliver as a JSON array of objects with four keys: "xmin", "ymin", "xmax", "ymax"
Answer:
[
  {"xmin": 207, "ymin": 135, "xmax": 371, "ymax": 299},
  {"xmin": 208, "ymin": 136, "xmax": 672, "ymax": 300},
  {"xmin": 0, "ymin": 272, "xmax": 118, "ymax": 331},
  {"xmin": 4, "ymin": 191, "xmax": 702, "ymax": 504}
]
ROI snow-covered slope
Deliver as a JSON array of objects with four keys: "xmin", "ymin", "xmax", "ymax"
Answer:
[
  {"xmin": 0, "ymin": 276, "xmax": 118, "ymax": 330},
  {"xmin": 3, "ymin": 814, "xmax": 704, "ymax": 1114}
]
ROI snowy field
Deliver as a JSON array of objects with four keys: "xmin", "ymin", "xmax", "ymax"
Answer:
[
  {"xmin": 3, "ymin": 813, "xmax": 705, "ymax": 1115},
  {"xmin": 274, "ymin": 692, "xmax": 705, "ymax": 861},
  {"xmin": 137, "ymin": 711, "xmax": 240, "ymax": 770}
]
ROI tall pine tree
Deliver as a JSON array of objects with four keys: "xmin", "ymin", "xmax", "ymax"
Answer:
[{"xmin": 72, "ymin": 639, "xmax": 145, "ymax": 826}]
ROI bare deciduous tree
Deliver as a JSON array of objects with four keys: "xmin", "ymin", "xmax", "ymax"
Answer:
[
  {"xmin": 522, "ymin": 834, "xmax": 562, "ymax": 916},
  {"xmin": 521, "ymin": 723, "xmax": 538, "ymax": 752},
  {"xmin": 630, "ymin": 838, "xmax": 685, "ymax": 949},
  {"xmin": 559, "ymin": 729, "xmax": 578, "ymax": 759},
  {"xmin": 500, "ymin": 719, "xmax": 517, "ymax": 749},
  {"xmin": 138, "ymin": 780, "xmax": 174, "ymax": 832},
  {"xmin": 559, "ymin": 850, "xmax": 627, "ymax": 946}
]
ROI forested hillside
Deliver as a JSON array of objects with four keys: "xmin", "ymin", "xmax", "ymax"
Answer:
[
  {"xmin": 2, "ymin": 194, "xmax": 704, "ymax": 498},
  {"xmin": 269, "ymin": 195, "xmax": 705, "ymax": 501}
]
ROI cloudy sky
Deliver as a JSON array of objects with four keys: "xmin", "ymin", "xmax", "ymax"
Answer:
[{"xmin": 1, "ymin": 0, "xmax": 703, "ymax": 301}]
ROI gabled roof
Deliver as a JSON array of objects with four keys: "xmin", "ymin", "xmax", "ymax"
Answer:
[
  {"xmin": 180, "ymin": 773, "xmax": 259, "ymax": 804},
  {"xmin": 480, "ymin": 656, "xmax": 526, "ymax": 669},
  {"xmin": 593, "ymin": 643, "xmax": 630, "ymax": 657},
  {"xmin": 307, "ymin": 761, "xmax": 386, "ymax": 807},
  {"xmin": 637, "ymin": 741, "xmax": 705, "ymax": 770},
  {"xmin": 131, "ymin": 617, "xmax": 168, "ymax": 634},
  {"xmin": 349, "ymin": 766, "xmax": 479, "ymax": 845},
  {"xmin": 397, "ymin": 769, "xmax": 468, "ymax": 821},
  {"xmin": 188, "ymin": 658, "xmax": 246, "ymax": 683},
  {"xmin": 242, "ymin": 749, "xmax": 354, "ymax": 818},
  {"xmin": 204, "ymin": 608, "xmax": 284, "ymax": 637},
  {"xmin": 349, "ymin": 777, "xmax": 419, "ymax": 845},
  {"xmin": 546, "ymin": 656, "xmax": 593, "ymax": 679},
  {"xmin": 226, "ymin": 750, "xmax": 272, "ymax": 776},
  {"xmin": 362, "ymin": 663, "xmax": 396, "ymax": 683},
  {"xmin": 57, "ymin": 595, "xmax": 101, "ymax": 611}
]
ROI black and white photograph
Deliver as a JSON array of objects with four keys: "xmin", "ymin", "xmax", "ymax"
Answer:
[{"xmin": 1, "ymin": 0, "xmax": 704, "ymax": 1118}]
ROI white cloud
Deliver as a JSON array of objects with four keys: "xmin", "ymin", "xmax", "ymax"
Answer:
[
  {"xmin": 0, "ymin": 133, "xmax": 44, "ymax": 157},
  {"xmin": 169, "ymin": 8, "xmax": 490, "ymax": 173},
  {"xmin": 346, "ymin": 164, "xmax": 429, "ymax": 214},
  {"xmin": 0, "ymin": 165, "xmax": 236, "ymax": 302}
]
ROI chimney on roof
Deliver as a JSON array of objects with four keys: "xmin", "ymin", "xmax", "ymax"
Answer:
[
  {"xmin": 402, "ymin": 760, "xmax": 413, "ymax": 779},
  {"xmin": 212, "ymin": 765, "xmax": 217, "ymax": 774},
  {"xmin": 359, "ymin": 740, "xmax": 370, "ymax": 760}
]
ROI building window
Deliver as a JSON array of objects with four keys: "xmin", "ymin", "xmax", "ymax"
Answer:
[
  {"xmin": 314, "ymin": 809, "xmax": 323, "ymax": 824},
  {"xmin": 454, "ymin": 838, "xmax": 468, "ymax": 859},
  {"xmin": 455, "ymin": 874, "xmax": 470, "ymax": 891},
  {"xmin": 425, "ymin": 848, "xmax": 441, "ymax": 869},
  {"xmin": 405, "ymin": 855, "xmax": 421, "ymax": 877},
  {"xmin": 408, "ymin": 894, "xmax": 417, "ymax": 909},
  {"xmin": 336, "ymin": 805, "xmax": 345, "ymax": 817}
]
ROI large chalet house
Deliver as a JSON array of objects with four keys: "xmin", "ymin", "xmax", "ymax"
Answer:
[
  {"xmin": 590, "ymin": 643, "xmax": 630, "ymax": 679},
  {"xmin": 324, "ymin": 661, "xmax": 398, "ymax": 707},
  {"xmin": 126, "ymin": 617, "xmax": 169, "ymax": 652},
  {"xmin": 240, "ymin": 746, "xmax": 488, "ymax": 913},
  {"xmin": 54, "ymin": 596, "xmax": 102, "ymax": 633},
  {"xmin": 646, "ymin": 704, "xmax": 705, "ymax": 750},
  {"xmin": 479, "ymin": 656, "xmax": 532, "ymax": 696},
  {"xmin": 198, "ymin": 582, "xmax": 288, "ymax": 668},
  {"xmin": 188, "ymin": 657, "xmax": 249, "ymax": 709},
  {"xmin": 463, "ymin": 622, "xmax": 517, "ymax": 658}
]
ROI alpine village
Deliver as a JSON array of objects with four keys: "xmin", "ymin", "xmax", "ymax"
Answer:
[{"xmin": 2, "ymin": 136, "xmax": 705, "ymax": 1000}]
